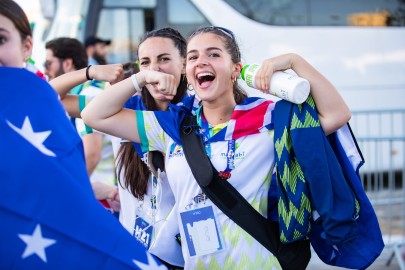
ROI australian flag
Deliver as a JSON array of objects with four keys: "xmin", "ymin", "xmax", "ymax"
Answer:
[{"xmin": 0, "ymin": 67, "xmax": 166, "ymax": 270}]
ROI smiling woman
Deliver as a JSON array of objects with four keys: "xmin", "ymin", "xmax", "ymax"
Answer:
[{"xmin": 80, "ymin": 23, "xmax": 361, "ymax": 269}]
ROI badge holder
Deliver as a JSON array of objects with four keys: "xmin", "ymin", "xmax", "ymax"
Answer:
[
  {"xmin": 131, "ymin": 202, "xmax": 153, "ymax": 249},
  {"xmin": 132, "ymin": 170, "xmax": 166, "ymax": 250},
  {"xmin": 179, "ymin": 194, "xmax": 224, "ymax": 257}
]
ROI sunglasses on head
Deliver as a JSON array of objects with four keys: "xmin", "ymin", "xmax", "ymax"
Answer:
[
  {"xmin": 191, "ymin": 26, "xmax": 235, "ymax": 41},
  {"xmin": 207, "ymin": 26, "xmax": 236, "ymax": 41},
  {"xmin": 207, "ymin": 26, "xmax": 240, "ymax": 60}
]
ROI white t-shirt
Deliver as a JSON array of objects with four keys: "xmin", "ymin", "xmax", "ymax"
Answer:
[{"xmin": 136, "ymin": 108, "xmax": 282, "ymax": 270}]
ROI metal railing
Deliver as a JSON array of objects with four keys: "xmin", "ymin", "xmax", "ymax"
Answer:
[{"xmin": 350, "ymin": 109, "xmax": 405, "ymax": 269}]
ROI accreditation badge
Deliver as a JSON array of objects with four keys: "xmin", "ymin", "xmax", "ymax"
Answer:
[
  {"xmin": 180, "ymin": 204, "xmax": 223, "ymax": 257},
  {"xmin": 133, "ymin": 215, "xmax": 154, "ymax": 249}
]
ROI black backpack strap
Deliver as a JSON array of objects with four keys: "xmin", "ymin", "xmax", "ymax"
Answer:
[
  {"xmin": 180, "ymin": 116, "xmax": 213, "ymax": 187},
  {"xmin": 180, "ymin": 115, "xmax": 280, "ymax": 253},
  {"xmin": 180, "ymin": 115, "xmax": 310, "ymax": 270}
]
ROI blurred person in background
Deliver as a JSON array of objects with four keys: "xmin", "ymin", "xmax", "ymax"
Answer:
[
  {"xmin": 44, "ymin": 38, "xmax": 87, "ymax": 80},
  {"xmin": 85, "ymin": 36, "xmax": 111, "ymax": 65}
]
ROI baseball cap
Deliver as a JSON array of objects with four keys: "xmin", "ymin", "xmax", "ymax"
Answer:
[{"xmin": 84, "ymin": 36, "xmax": 111, "ymax": 48}]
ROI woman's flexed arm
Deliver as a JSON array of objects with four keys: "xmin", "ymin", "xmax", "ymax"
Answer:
[
  {"xmin": 81, "ymin": 70, "xmax": 177, "ymax": 143},
  {"xmin": 253, "ymin": 53, "xmax": 351, "ymax": 135}
]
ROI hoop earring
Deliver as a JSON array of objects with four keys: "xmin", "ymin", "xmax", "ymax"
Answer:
[{"xmin": 187, "ymin": 83, "xmax": 194, "ymax": 91}]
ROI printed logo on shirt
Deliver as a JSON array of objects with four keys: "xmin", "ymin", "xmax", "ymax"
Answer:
[
  {"xmin": 221, "ymin": 151, "xmax": 246, "ymax": 158},
  {"xmin": 220, "ymin": 143, "xmax": 246, "ymax": 160},
  {"xmin": 168, "ymin": 143, "xmax": 184, "ymax": 158}
]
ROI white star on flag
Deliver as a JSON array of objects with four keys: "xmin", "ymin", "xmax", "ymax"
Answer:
[
  {"xmin": 18, "ymin": 224, "xmax": 57, "ymax": 262},
  {"xmin": 7, "ymin": 116, "xmax": 56, "ymax": 157},
  {"xmin": 133, "ymin": 252, "xmax": 167, "ymax": 270}
]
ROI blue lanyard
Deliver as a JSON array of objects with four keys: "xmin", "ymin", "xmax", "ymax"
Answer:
[
  {"xmin": 150, "ymin": 176, "xmax": 157, "ymax": 210},
  {"xmin": 220, "ymin": 140, "xmax": 235, "ymax": 179},
  {"xmin": 198, "ymin": 113, "xmax": 235, "ymax": 179}
]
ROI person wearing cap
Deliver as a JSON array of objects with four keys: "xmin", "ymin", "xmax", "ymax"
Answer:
[{"xmin": 85, "ymin": 36, "xmax": 111, "ymax": 65}]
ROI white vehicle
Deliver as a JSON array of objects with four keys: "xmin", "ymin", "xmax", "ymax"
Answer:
[
  {"xmin": 31, "ymin": 0, "xmax": 405, "ymax": 111},
  {"xmin": 31, "ymin": 0, "xmax": 405, "ymax": 172}
]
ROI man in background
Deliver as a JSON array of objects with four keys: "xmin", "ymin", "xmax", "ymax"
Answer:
[
  {"xmin": 85, "ymin": 36, "xmax": 111, "ymax": 65},
  {"xmin": 44, "ymin": 37, "xmax": 116, "ymax": 191}
]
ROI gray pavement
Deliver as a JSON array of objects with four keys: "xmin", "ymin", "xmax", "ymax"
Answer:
[
  {"xmin": 307, "ymin": 244, "xmax": 403, "ymax": 270},
  {"xmin": 307, "ymin": 189, "xmax": 405, "ymax": 270}
]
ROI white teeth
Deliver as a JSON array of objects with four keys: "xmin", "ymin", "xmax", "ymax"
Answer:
[{"xmin": 197, "ymin": 72, "xmax": 214, "ymax": 78}]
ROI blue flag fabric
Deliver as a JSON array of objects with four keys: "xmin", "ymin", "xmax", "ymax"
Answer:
[{"xmin": 0, "ymin": 67, "xmax": 166, "ymax": 270}]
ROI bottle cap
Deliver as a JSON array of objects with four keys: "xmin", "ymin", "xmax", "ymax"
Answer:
[
  {"xmin": 240, "ymin": 64, "xmax": 260, "ymax": 88},
  {"xmin": 240, "ymin": 65, "xmax": 248, "ymax": 80}
]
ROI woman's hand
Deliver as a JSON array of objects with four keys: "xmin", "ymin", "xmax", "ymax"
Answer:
[
  {"xmin": 91, "ymin": 181, "xmax": 119, "ymax": 201},
  {"xmin": 138, "ymin": 70, "xmax": 177, "ymax": 101},
  {"xmin": 89, "ymin": 64, "xmax": 125, "ymax": 85},
  {"xmin": 253, "ymin": 54, "xmax": 294, "ymax": 93},
  {"xmin": 91, "ymin": 181, "xmax": 120, "ymax": 212}
]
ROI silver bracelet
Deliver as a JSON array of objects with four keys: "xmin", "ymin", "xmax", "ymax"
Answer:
[{"xmin": 131, "ymin": 74, "xmax": 142, "ymax": 93}]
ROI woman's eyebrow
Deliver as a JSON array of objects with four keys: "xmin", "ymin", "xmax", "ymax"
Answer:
[{"xmin": 187, "ymin": 47, "xmax": 222, "ymax": 55}]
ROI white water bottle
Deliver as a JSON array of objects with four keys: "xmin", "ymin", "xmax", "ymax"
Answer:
[{"xmin": 240, "ymin": 64, "xmax": 310, "ymax": 104}]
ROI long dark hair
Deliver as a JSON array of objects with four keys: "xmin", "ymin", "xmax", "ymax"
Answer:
[
  {"xmin": 188, "ymin": 26, "xmax": 248, "ymax": 104},
  {"xmin": 116, "ymin": 28, "xmax": 187, "ymax": 199}
]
